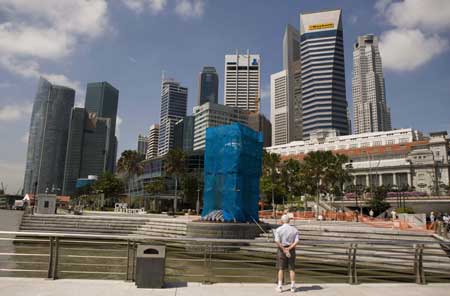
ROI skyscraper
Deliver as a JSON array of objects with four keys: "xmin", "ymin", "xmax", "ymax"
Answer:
[
  {"xmin": 271, "ymin": 70, "xmax": 289, "ymax": 145},
  {"xmin": 174, "ymin": 116, "xmax": 195, "ymax": 152},
  {"xmin": 224, "ymin": 50, "xmax": 260, "ymax": 112},
  {"xmin": 146, "ymin": 124, "xmax": 160, "ymax": 160},
  {"xmin": 300, "ymin": 9, "xmax": 350, "ymax": 138},
  {"xmin": 283, "ymin": 25, "xmax": 303, "ymax": 141},
  {"xmin": 352, "ymin": 34, "xmax": 392, "ymax": 134},
  {"xmin": 84, "ymin": 81, "xmax": 119, "ymax": 172},
  {"xmin": 158, "ymin": 80, "xmax": 188, "ymax": 156},
  {"xmin": 137, "ymin": 134, "xmax": 148, "ymax": 156},
  {"xmin": 62, "ymin": 108, "xmax": 112, "ymax": 196},
  {"xmin": 23, "ymin": 77, "xmax": 75, "ymax": 194},
  {"xmin": 197, "ymin": 66, "xmax": 218, "ymax": 106}
]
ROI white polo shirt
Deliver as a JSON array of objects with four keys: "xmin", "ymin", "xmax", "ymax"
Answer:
[{"xmin": 274, "ymin": 223, "xmax": 299, "ymax": 246}]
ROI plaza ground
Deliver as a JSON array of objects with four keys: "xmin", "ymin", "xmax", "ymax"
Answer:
[{"xmin": 1, "ymin": 278, "xmax": 450, "ymax": 296}]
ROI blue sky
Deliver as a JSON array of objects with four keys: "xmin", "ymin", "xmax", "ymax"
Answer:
[{"xmin": 1, "ymin": 0, "xmax": 450, "ymax": 193}]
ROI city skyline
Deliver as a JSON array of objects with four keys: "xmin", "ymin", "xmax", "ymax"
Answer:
[{"xmin": 1, "ymin": 1, "xmax": 450, "ymax": 193}]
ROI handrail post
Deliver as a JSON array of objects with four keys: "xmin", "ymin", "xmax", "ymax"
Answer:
[
  {"xmin": 52, "ymin": 237, "xmax": 59, "ymax": 280},
  {"xmin": 131, "ymin": 242, "xmax": 136, "ymax": 282},
  {"xmin": 347, "ymin": 243, "xmax": 358, "ymax": 284},
  {"xmin": 47, "ymin": 237, "xmax": 54, "ymax": 279},
  {"xmin": 125, "ymin": 240, "xmax": 130, "ymax": 281},
  {"xmin": 414, "ymin": 244, "xmax": 426, "ymax": 284}
]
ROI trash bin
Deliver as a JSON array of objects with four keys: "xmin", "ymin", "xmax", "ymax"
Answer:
[{"xmin": 135, "ymin": 244, "xmax": 166, "ymax": 288}]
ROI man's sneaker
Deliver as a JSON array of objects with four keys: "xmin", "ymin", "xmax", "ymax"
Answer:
[
  {"xmin": 276, "ymin": 286, "xmax": 283, "ymax": 293},
  {"xmin": 290, "ymin": 286, "xmax": 296, "ymax": 292}
]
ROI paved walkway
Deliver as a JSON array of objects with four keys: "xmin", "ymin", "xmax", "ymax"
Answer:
[{"xmin": 1, "ymin": 278, "xmax": 450, "ymax": 296}]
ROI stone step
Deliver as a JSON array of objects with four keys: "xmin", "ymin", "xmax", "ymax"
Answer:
[
  {"xmin": 19, "ymin": 226, "xmax": 133, "ymax": 235},
  {"xmin": 139, "ymin": 224, "xmax": 187, "ymax": 231},
  {"xmin": 133, "ymin": 227, "xmax": 186, "ymax": 236},
  {"xmin": 21, "ymin": 222, "xmax": 139, "ymax": 230}
]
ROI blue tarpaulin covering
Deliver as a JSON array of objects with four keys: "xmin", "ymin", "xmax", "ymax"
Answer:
[{"xmin": 202, "ymin": 123, "xmax": 263, "ymax": 222}]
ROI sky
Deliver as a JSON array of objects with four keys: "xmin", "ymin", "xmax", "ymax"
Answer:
[{"xmin": 1, "ymin": 0, "xmax": 450, "ymax": 194}]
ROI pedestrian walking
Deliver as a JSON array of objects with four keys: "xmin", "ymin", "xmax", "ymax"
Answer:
[{"xmin": 274, "ymin": 215, "xmax": 299, "ymax": 293}]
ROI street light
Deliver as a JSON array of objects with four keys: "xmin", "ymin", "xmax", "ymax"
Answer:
[{"xmin": 196, "ymin": 188, "xmax": 201, "ymax": 215}]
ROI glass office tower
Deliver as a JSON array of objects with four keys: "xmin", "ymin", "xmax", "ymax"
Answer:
[
  {"xmin": 23, "ymin": 77, "xmax": 75, "ymax": 194},
  {"xmin": 84, "ymin": 82, "xmax": 119, "ymax": 172},
  {"xmin": 300, "ymin": 9, "xmax": 350, "ymax": 138},
  {"xmin": 197, "ymin": 66, "xmax": 219, "ymax": 106}
]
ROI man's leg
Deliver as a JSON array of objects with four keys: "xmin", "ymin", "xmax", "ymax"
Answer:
[
  {"xmin": 278, "ymin": 269, "xmax": 284, "ymax": 283},
  {"xmin": 289, "ymin": 270, "xmax": 295, "ymax": 285}
]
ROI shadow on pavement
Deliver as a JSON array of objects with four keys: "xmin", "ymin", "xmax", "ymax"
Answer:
[
  {"xmin": 164, "ymin": 282, "xmax": 188, "ymax": 288},
  {"xmin": 297, "ymin": 285, "xmax": 323, "ymax": 292}
]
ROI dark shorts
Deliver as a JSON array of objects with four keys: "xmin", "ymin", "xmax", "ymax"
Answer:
[{"xmin": 276, "ymin": 248, "xmax": 296, "ymax": 271}]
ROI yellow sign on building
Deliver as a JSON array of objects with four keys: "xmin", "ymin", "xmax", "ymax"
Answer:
[{"xmin": 308, "ymin": 23, "xmax": 334, "ymax": 30}]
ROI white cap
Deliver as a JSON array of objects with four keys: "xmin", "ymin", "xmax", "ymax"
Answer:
[{"xmin": 281, "ymin": 214, "xmax": 290, "ymax": 224}]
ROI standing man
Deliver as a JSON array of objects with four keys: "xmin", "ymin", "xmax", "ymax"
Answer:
[{"xmin": 274, "ymin": 214, "xmax": 299, "ymax": 292}]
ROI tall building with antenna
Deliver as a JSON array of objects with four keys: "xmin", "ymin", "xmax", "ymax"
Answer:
[
  {"xmin": 157, "ymin": 79, "xmax": 188, "ymax": 156},
  {"xmin": 224, "ymin": 50, "xmax": 260, "ymax": 112},
  {"xmin": 352, "ymin": 34, "xmax": 391, "ymax": 134}
]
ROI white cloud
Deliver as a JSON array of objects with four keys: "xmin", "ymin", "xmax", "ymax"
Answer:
[
  {"xmin": 379, "ymin": 29, "xmax": 449, "ymax": 71},
  {"xmin": 378, "ymin": 0, "xmax": 450, "ymax": 32},
  {"xmin": 120, "ymin": 0, "xmax": 167, "ymax": 13},
  {"xmin": 376, "ymin": 0, "xmax": 450, "ymax": 72},
  {"xmin": 0, "ymin": 0, "xmax": 108, "ymax": 95},
  {"xmin": 175, "ymin": 0, "xmax": 204, "ymax": 19},
  {"xmin": 0, "ymin": 56, "xmax": 83, "ymax": 95},
  {"xmin": 0, "ymin": 102, "xmax": 32, "ymax": 122},
  {"xmin": 0, "ymin": 1, "xmax": 109, "ymax": 59}
]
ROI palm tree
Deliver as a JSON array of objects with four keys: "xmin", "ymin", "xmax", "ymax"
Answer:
[
  {"xmin": 117, "ymin": 150, "xmax": 144, "ymax": 208},
  {"xmin": 165, "ymin": 149, "xmax": 186, "ymax": 214},
  {"xmin": 262, "ymin": 150, "xmax": 281, "ymax": 217}
]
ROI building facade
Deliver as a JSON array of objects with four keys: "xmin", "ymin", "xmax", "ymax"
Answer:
[
  {"xmin": 197, "ymin": 66, "xmax": 219, "ymax": 106},
  {"xmin": 192, "ymin": 102, "xmax": 249, "ymax": 151},
  {"xmin": 271, "ymin": 70, "xmax": 289, "ymax": 145},
  {"xmin": 352, "ymin": 34, "xmax": 392, "ymax": 134},
  {"xmin": 174, "ymin": 116, "xmax": 195, "ymax": 152},
  {"xmin": 300, "ymin": 9, "xmax": 350, "ymax": 138},
  {"xmin": 224, "ymin": 51, "xmax": 260, "ymax": 112},
  {"xmin": 84, "ymin": 82, "xmax": 119, "ymax": 172},
  {"xmin": 146, "ymin": 124, "xmax": 160, "ymax": 160},
  {"xmin": 158, "ymin": 80, "xmax": 188, "ymax": 156},
  {"xmin": 23, "ymin": 77, "xmax": 75, "ymax": 194},
  {"xmin": 248, "ymin": 113, "xmax": 272, "ymax": 147},
  {"xmin": 283, "ymin": 24, "xmax": 303, "ymax": 141},
  {"xmin": 62, "ymin": 108, "xmax": 112, "ymax": 196},
  {"xmin": 137, "ymin": 134, "xmax": 148, "ymax": 156},
  {"xmin": 267, "ymin": 129, "xmax": 450, "ymax": 195}
]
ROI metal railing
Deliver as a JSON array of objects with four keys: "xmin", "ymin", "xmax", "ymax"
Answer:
[{"xmin": 0, "ymin": 231, "xmax": 449, "ymax": 284}]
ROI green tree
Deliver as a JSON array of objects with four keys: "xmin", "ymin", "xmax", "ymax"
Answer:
[
  {"xmin": 165, "ymin": 149, "xmax": 186, "ymax": 214},
  {"xmin": 369, "ymin": 185, "xmax": 391, "ymax": 216},
  {"xmin": 92, "ymin": 172, "xmax": 125, "ymax": 207},
  {"xmin": 144, "ymin": 177, "xmax": 166, "ymax": 211},
  {"xmin": 117, "ymin": 150, "xmax": 144, "ymax": 207},
  {"xmin": 262, "ymin": 151, "xmax": 281, "ymax": 216},
  {"xmin": 182, "ymin": 173, "xmax": 200, "ymax": 209},
  {"xmin": 280, "ymin": 159, "xmax": 302, "ymax": 205},
  {"xmin": 326, "ymin": 154, "xmax": 353, "ymax": 199}
]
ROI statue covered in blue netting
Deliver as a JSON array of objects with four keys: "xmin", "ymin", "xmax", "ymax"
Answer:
[{"xmin": 201, "ymin": 123, "xmax": 263, "ymax": 223}]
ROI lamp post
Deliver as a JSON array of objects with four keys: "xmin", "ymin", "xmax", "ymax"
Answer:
[{"xmin": 196, "ymin": 188, "xmax": 200, "ymax": 215}]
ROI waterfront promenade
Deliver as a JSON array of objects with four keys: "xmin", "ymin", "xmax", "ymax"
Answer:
[{"xmin": 1, "ymin": 278, "xmax": 450, "ymax": 296}]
